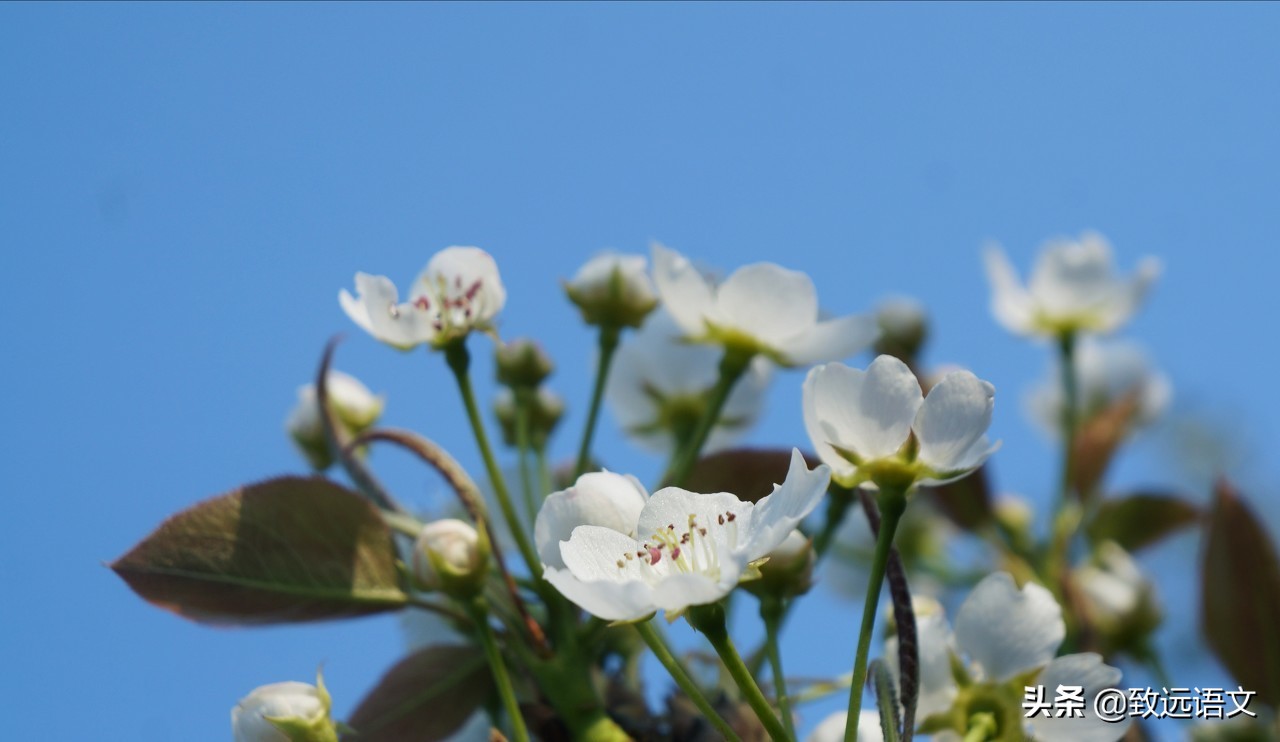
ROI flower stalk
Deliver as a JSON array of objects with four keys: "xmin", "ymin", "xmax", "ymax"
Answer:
[
  {"xmin": 634, "ymin": 621, "xmax": 742, "ymax": 742},
  {"xmin": 689, "ymin": 602, "xmax": 791, "ymax": 742},
  {"xmin": 576, "ymin": 323, "xmax": 621, "ymax": 477},
  {"xmin": 760, "ymin": 596, "xmax": 797, "ymax": 739},
  {"xmin": 465, "ymin": 597, "xmax": 531, "ymax": 742},
  {"xmin": 665, "ymin": 348, "xmax": 754, "ymax": 486},
  {"xmin": 845, "ymin": 487, "xmax": 907, "ymax": 742},
  {"xmin": 443, "ymin": 340, "xmax": 542, "ymax": 579}
]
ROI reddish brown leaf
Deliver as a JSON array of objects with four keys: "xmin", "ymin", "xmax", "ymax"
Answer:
[
  {"xmin": 680, "ymin": 448, "xmax": 821, "ymax": 504},
  {"xmin": 1072, "ymin": 393, "xmax": 1141, "ymax": 499},
  {"xmin": 1201, "ymin": 479, "xmax": 1280, "ymax": 707},
  {"xmin": 112, "ymin": 477, "xmax": 406, "ymax": 625},
  {"xmin": 346, "ymin": 644, "xmax": 494, "ymax": 741},
  {"xmin": 1087, "ymin": 492, "xmax": 1200, "ymax": 552}
]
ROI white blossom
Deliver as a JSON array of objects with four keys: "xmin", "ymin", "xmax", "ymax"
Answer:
[
  {"xmin": 984, "ymin": 232, "xmax": 1160, "ymax": 337},
  {"xmin": 340, "ymin": 246, "xmax": 506, "ymax": 350},
  {"xmin": 542, "ymin": 450, "xmax": 830, "ymax": 621},
  {"xmin": 565, "ymin": 252, "xmax": 658, "ymax": 327},
  {"xmin": 285, "ymin": 370, "xmax": 384, "ymax": 470},
  {"xmin": 803, "ymin": 355, "xmax": 998, "ymax": 490},
  {"xmin": 606, "ymin": 309, "xmax": 771, "ymax": 455},
  {"xmin": 1025, "ymin": 338, "xmax": 1171, "ymax": 437},
  {"xmin": 907, "ymin": 572, "xmax": 1128, "ymax": 741},
  {"xmin": 651, "ymin": 243, "xmax": 878, "ymax": 367},
  {"xmin": 535, "ymin": 471, "xmax": 650, "ymax": 570},
  {"xmin": 807, "ymin": 711, "xmax": 885, "ymax": 742},
  {"xmin": 412, "ymin": 519, "xmax": 485, "ymax": 592},
  {"xmin": 232, "ymin": 678, "xmax": 334, "ymax": 742}
]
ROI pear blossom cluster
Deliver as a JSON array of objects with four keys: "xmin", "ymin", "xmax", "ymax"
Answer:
[{"xmin": 155, "ymin": 227, "xmax": 1217, "ymax": 742}]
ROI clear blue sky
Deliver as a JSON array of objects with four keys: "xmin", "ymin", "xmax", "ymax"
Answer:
[{"xmin": 3, "ymin": 3, "xmax": 1278, "ymax": 740}]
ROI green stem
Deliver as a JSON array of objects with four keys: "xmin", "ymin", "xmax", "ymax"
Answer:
[
  {"xmin": 513, "ymin": 387, "xmax": 538, "ymax": 520},
  {"xmin": 443, "ymin": 341, "xmax": 543, "ymax": 579},
  {"xmin": 466, "ymin": 599, "xmax": 530, "ymax": 742},
  {"xmin": 576, "ymin": 324, "xmax": 621, "ymax": 477},
  {"xmin": 961, "ymin": 711, "xmax": 997, "ymax": 742},
  {"xmin": 1057, "ymin": 331, "xmax": 1079, "ymax": 507},
  {"xmin": 536, "ymin": 443, "xmax": 554, "ymax": 497},
  {"xmin": 761, "ymin": 597, "xmax": 797, "ymax": 739},
  {"xmin": 634, "ymin": 621, "xmax": 742, "ymax": 742},
  {"xmin": 845, "ymin": 490, "xmax": 906, "ymax": 742},
  {"xmin": 664, "ymin": 348, "xmax": 754, "ymax": 487},
  {"xmin": 690, "ymin": 603, "xmax": 791, "ymax": 742}
]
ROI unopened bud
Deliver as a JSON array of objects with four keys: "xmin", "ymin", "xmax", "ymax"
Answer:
[
  {"xmin": 746, "ymin": 530, "xmax": 815, "ymax": 598},
  {"xmin": 495, "ymin": 338, "xmax": 554, "ymax": 389},
  {"xmin": 285, "ymin": 371, "xmax": 384, "ymax": 471},
  {"xmin": 494, "ymin": 387, "xmax": 565, "ymax": 449},
  {"xmin": 873, "ymin": 296, "xmax": 928, "ymax": 364},
  {"xmin": 232, "ymin": 672, "xmax": 337, "ymax": 742},
  {"xmin": 413, "ymin": 519, "xmax": 488, "ymax": 598},
  {"xmin": 564, "ymin": 252, "xmax": 658, "ymax": 328}
]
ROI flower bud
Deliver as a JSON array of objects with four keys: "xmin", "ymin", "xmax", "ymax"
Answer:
[
  {"xmin": 413, "ymin": 519, "xmax": 488, "ymax": 598},
  {"xmin": 494, "ymin": 387, "xmax": 565, "ymax": 449},
  {"xmin": 232, "ymin": 673, "xmax": 337, "ymax": 742},
  {"xmin": 565, "ymin": 252, "xmax": 658, "ymax": 328},
  {"xmin": 873, "ymin": 296, "xmax": 929, "ymax": 364},
  {"xmin": 1076, "ymin": 541, "xmax": 1161, "ymax": 650},
  {"xmin": 285, "ymin": 371, "xmax": 384, "ymax": 471},
  {"xmin": 495, "ymin": 338, "xmax": 555, "ymax": 389},
  {"xmin": 745, "ymin": 529, "xmax": 815, "ymax": 598}
]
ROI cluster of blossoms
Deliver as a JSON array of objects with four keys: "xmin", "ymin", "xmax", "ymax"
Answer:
[{"xmin": 123, "ymin": 228, "xmax": 1258, "ymax": 742}]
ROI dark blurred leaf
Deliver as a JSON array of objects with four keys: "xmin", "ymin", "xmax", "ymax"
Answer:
[
  {"xmin": 1087, "ymin": 492, "xmax": 1200, "ymax": 552},
  {"xmin": 922, "ymin": 465, "xmax": 994, "ymax": 532},
  {"xmin": 1072, "ymin": 393, "xmax": 1141, "ymax": 499},
  {"xmin": 346, "ymin": 644, "xmax": 494, "ymax": 741},
  {"xmin": 1201, "ymin": 479, "xmax": 1280, "ymax": 708},
  {"xmin": 112, "ymin": 477, "xmax": 407, "ymax": 624},
  {"xmin": 680, "ymin": 448, "xmax": 820, "ymax": 504}
]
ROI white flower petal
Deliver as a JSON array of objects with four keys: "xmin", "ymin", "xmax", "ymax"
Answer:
[
  {"xmin": 714, "ymin": 262, "xmax": 819, "ymax": 349},
  {"xmin": 535, "ymin": 472, "xmax": 649, "ymax": 569},
  {"xmin": 339, "ymin": 272, "xmax": 436, "ymax": 350},
  {"xmin": 914, "ymin": 370, "xmax": 996, "ymax": 474},
  {"xmin": 983, "ymin": 244, "xmax": 1035, "ymax": 334},
  {"xmin": 805, "ymin": 711, "xmax": 885, "ymax": 742},
  {"xmin": 650, "ymin": 569, "xmax": 740, "ymax": 613},
  {"xmin": 1029, "ymin": 234, "xmax": 1116, "ymax": 318},
  {"xmin": 954, "ymin": 572, "xmax": 1064, "ymax": 682},
  {"xmin": 635, "ymin": 488, "xmax": 752, "ymax": 547},
  {"xmin": 743, "ymin": 449, "xmax": 831, "ymax": 560},
  {"xmin": 419, "ymin": 245, "xmax": 506, "ymax": 326},
  {"xmin": 542, "ymin": 565, "xmax": 657, "ymax": 623},
  {"xmin": 1029, "ymin": 653, "xmax": 1129, "ymax": 742},
  {"xmin": 651, "ymin": 243, "xmax": 716, "ymax": 338},
  {"xmin": 887, "ymin": 608, "xmax": 958, "ymax": 719},
  {"xmin": 778, "ymin": 313, "xmax": 881, "ymax": 367},
  {"xmin": 804, "ymin": 357, "xmax": 923, "ymax": 472}
]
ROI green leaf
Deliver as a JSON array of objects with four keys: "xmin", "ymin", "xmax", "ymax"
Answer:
[
  {"xmin": 681, "ymin": 448, "xmax": 821, "ymax": 503},
  {"xmin": 111, "ymin": 476, "xmax": 407, "ymax": 624},
  {"xmin": 345, "ymin": 644, "xmax": 493, "ymax": 741},
  {"xmin": 1202, "ymin": 479, "xmax": 1280, "ymax": 708},
  {"xmin": 1086, "ymin": 492, "xmax": 1200, "ymax": 552},
  {"xmin": 870, "ymin": 659, "xmax": 903, "ymax": 742}
]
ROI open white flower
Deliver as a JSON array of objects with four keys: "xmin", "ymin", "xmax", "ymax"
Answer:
[
  {"xmin": 804, "ymin": 355, "xmax": 998, "ymax": 490},
  {"xmin": 807, "ymin": 711, "xmax": 885, "ymax": 742},
  {"xmin": 542, "ymin": 450, "xmax": 830, "ymax": 621},
  {"xmin": 1024, "ymin": 338, "xmax": 1171, "ymax": 438},
  {"xmin": 606, "ymin": 309, "xmax": 771, "ymax": 455},
  {"xmin": 339, "ymin": 246, "xmax": 506, "ymax": 350},
  {"xmin": 984, "ymin": 232, "xmax": 1160, "ymax": 337},
  {"xmin": 651, "ymin": 243, "xmax": 878, "ymax": 367},
  {"xmin": 535, "ymin": 471, "xmax": 650, "ymax": 570},
  {"xmin": 898, "ymin": 572, "xmax": 1127, "ymax": 741},
  {"xmin": 565, "ymin": 252, "xmax": 658, "ymax": 328},
  {"xmin": 285, "ymin": 370, "xmax": 384, "ymax": 470},
  {"xmin": 1075, "ymin": 541, "xmax": 1158, "ymax": 633},
  {"xmin": 232, "ymin": 676, "xmax": 335, "ymax": 742}
]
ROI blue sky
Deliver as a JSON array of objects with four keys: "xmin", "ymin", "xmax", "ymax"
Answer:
[{"xmin": 3, "ymin": 3, "xmax": 1278, "ymax": 739}]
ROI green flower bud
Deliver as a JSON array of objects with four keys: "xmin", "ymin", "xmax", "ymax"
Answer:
[
  {"xmin": 495, "ymin": 338, "xmax": 555, "ymax": 389},
  {"xmin": 564, "ymin": 252, "xmax": 658, "ymax": 328},
  {"xmin": 232, "ymin": 671, "xmax": 338, "ymax": 742},
  {"xmin": 413, "ymin": 519, "xmax": 489, "ymax": 599},
  {"xmin": 285, "ymin": 371, "xmax": 384, "ymax": 471}
]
